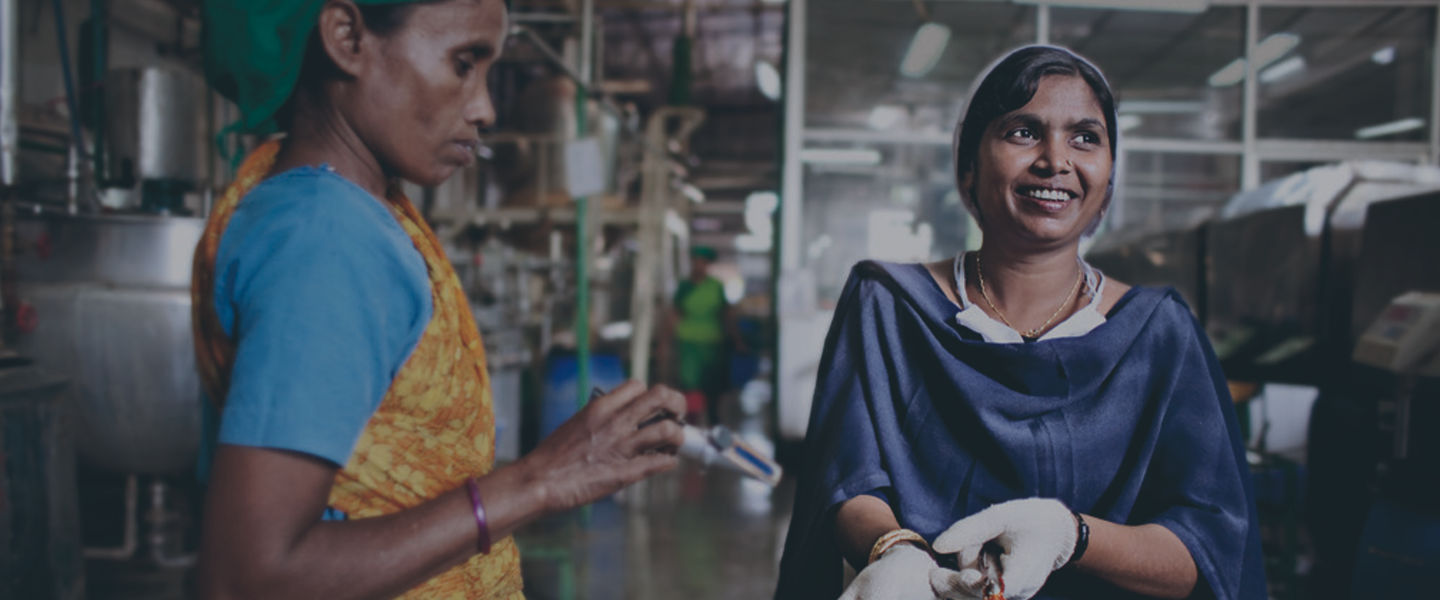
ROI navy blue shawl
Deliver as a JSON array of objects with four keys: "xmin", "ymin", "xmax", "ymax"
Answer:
[{"xmin": 775, "ymin": 261, "xmax": 1265, "ymax": 599}]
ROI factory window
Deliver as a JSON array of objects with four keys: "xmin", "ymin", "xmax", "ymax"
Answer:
[
  {"xmin": 1258, "ymin": 5, "xmax": 1436, "ymax": 142},
  {"xmin": 1112, "ymin": 151, "xmax": 1242, "ymax": 235},
  {"xmin": 1260, "ymin": 160, "xmax": 1331, "ymax": 183},
  {"xmin": 804, "ymin": 0, "xmax": 1034, "ymax": 132},
  {"xmin": 800, "ymin": 145, "xmax": 966, "ymax": 302},
  {"xmin": 1051, "ymin": 5, "xmax": 1246, "ymax": 141}
]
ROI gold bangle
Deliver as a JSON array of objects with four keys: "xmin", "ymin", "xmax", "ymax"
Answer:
[{"xmin": 867, "ymin": 528, "xmax": 929, "ymax": 565}]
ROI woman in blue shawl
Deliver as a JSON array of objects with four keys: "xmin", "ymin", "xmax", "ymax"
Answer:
[{"xmin": 775, "ymin": 46, "xmax": 1265, "ymax": 600}]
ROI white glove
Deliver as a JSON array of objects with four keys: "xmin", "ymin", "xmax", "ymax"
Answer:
[
  {"xmin": 838, "ymin": 544, "xmax": 979, "ymax": 600},
  {"xmin": 931, "ymin": 498, "xmax": 1077, "ymax": 600}
]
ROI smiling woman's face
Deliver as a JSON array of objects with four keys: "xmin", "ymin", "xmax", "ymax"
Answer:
[
  {"xmin": 962, "ymin": 75, "xmax": 1113, "ymax": 249},
  {"xmin": 345, "ymin": 0, "xmax": 507, "ymax": 187}
]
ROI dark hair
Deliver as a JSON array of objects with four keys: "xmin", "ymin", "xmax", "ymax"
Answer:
[
  {"xmin": 276, "ymin": 2, "xmax": 436, "ymax": 131},
  {"xmin": 953, "ymin": 45, "xmax": 1119, "ymax": 230},
  {"xmin": 356, "ymin": 3, "xmax": 428, "ymax": 36}
]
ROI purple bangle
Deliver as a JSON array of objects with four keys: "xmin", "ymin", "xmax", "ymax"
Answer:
[{"xmin": 465, "ymin": 477, "xmax": 492, "ymax": 554}]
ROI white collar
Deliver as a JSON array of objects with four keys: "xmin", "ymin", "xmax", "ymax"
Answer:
[{"xmin": 951, "ymin": 251, "xmax": 1107, "ymax": 344}]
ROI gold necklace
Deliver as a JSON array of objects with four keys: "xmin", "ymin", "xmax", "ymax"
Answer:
[{"xmin": 974, "ymin": 251, "xmax": 1084, "ymax": 339}]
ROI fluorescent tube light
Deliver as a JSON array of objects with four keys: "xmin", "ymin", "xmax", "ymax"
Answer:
[
  {"xmin": 1208, "ymin": 32, "xmax": 1301, "ymax": 87},
  {"xmin": 754, "ymin": 61, "xmax": 782, "ymax": 100},
  {"xmin": 1118, "ymin": 100, "xmax": 1203, "ymax": 114},
  {"xmin": 1255, "ymin": 32, "xmax": 1300, "ymax": 66},
  {"xmin": 868, "ymin": 105, "xmax": 906, "ymax": 130},
  {"xmin": 1259, "ymin": 55, "xmax": 1306, "ymax": 84},
  {"xmin": 1117, "ymin": 114, "xmax": 1143, "ymax": 132},
  {"xmin": 682, "ymin": 183, "xmax": 706, "ymax": 203},
  {"xmin": 1015, "ymin": 0, "xmax": 1207, "ymax": 13},
  {"xmin": 1208, "ymin": 59, "xmax": 1247, "ymax": 87},
  {"xmin": 1373, "ymin": 46, "xmax": 1396, "ymax": 65},
  {"xmin": 900, "ymin": 22, "xmax": 950, "ymax": 78},
  {"xmin": 799, "ymin": 148, "xmax": 882, "ymax": 166},
  {"xmin": 1356, "ymin": 117, "xmax": 1425, "ymax": 140}
]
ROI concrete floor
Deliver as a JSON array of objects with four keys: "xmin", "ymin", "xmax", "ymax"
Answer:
[{"xmin": 515, "ymin": 399, "xmax": 795, "ymax": 600}]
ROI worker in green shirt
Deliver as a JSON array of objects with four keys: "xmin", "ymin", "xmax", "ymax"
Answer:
[{"xmin": 668, "ymin": 246, "xmax": 748, "ymax": 425}]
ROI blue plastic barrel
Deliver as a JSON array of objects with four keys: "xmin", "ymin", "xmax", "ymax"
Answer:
[{"xmin": 540, "ymin": 353, "xmax": 626, "ymax": 439}]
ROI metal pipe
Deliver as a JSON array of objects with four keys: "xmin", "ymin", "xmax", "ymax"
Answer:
[
  {"xmin": 89, "ymin": 0, "xmax": 108, "ymax": 184},
  {"xmin": 1241, "ymin": 1, "xmax": 1259, "ymax": 190},
  {"xmin": 580, "ymin": 0, "xmax": 595, "ymax": 86},
  {"xmin": 1, "ymin": 0, "xmax": 18, "ymax": 186},
  {"xmin": 1, "ymin": 0, "xmax": 18, "ymax": 329},
  {"xmin": 511, "ymin": 12, "xmax": 576, "ymax": 24},
  {"xmin": 574, "ymin": 0, "xmax": 595, "ymax": 411},
  {"xmin": 146, "ymin": 481, "xmax": 197, "ymax": 569},
  {"xmin": 1035, "ymin": 4, "xmax": 1050, "ymax": 46},
  {"xmin": 1430, "ymin": 6, "xmax": 1440, "ymax": 164},
  {"xmin": 84, "ymin": 474, "xmax": 140, "ymax": 560},
  {"xmin": 510, "ymin": 25, "xmax": 588, "ymax": 92},
  {"xmin": 66, "ymin": 145, "xmax": 80, "ymax": 214},
  {"xmin": 50, "ymin": 0, "xmax": 88, "ymax": 168}
]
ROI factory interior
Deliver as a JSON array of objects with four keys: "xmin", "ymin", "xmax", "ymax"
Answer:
[{"xmin": 2, "ymin": 0, "xmax": 1439, "ymax": 598}]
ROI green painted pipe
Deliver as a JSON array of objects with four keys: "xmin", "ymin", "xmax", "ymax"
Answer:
[{"xmin": 574, "ymin": 86, "xmax": 590, "ymax": 412}]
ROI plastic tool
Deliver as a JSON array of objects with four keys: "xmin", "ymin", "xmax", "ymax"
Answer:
[{"xmin": 595, "ymin": 387, "xmax": 783, "ymax": 486}]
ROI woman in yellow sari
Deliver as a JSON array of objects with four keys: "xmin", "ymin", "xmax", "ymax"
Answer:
[{"xmin": 192, "ymin": 2, "xmax": 686, "ymax": 598}]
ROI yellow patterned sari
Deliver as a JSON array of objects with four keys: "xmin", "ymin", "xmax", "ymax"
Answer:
[{"xmin": 191, "ymin": 140, "xmax": 524, "ymax": 599}]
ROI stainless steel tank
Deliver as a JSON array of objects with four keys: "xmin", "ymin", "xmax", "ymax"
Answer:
[
  {"xmin": 13, "ymin": 214, "xmax": 203, "ymax": 475},
  {"xmin": 104, "ymin": 67, "xmax": 200, "ymax": 184}
]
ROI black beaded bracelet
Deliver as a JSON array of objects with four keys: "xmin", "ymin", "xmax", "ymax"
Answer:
[{"xmin": 1068, "ymin": 510, "xmax": 1090, "ymax": 567}]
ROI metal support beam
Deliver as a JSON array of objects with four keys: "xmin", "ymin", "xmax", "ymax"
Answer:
[
  {"xmin": 629, "ymin": 107, "xmax": 704, "ymax": 383},
  {"xmin": 1242, "ymin": 1, "xmax": 1260, "ymax": 190},
  {"xmin": 1036, "ymin": 4, "xmax": 1050, "ymax": 46},
  {"xmin": 1, "ymin": 0, "xmax": 17, "ymax": 186},
  {"xmin": 1431, "ymin": 5, "xmax": 1440, "ymax": 163},
  {"xmin": 575, "ymin": 0, "xmax": 595, "ymax": 410}
]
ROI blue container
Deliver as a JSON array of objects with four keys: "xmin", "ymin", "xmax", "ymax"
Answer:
[{"xmin": 540, "ymin": 354, "xmax": 626, "ymax": 439}]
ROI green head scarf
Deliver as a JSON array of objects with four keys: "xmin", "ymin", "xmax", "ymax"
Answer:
[
  {"xmin": 690, "ymin": 246, "xmax": 718, "ymax": 261},
  {"xmin": 203, "ymin": 0, "xmax": 426, "ymax": 134}
]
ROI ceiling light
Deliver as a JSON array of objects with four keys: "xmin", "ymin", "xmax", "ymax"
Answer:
[
  {"xmin": 1015, "ymin": 0, "xmax": 1207, "ymax": 12},
  {"xmin": 867, "ymin": 105, "xmax": 906, "ymax": 130},
  {"xmin": 754, "ymin": 61, "xmax": 782, "ymax": 101},
  {"xmin": 1208, "ymin": 59, "xmax": 1247, "ymax": 87},
  {"xmin": 682, "ymin": 183, "xmax": 706, "ymax": 203},
  {"xmin": 1373, "ymin": 46, "xmax": 1396, "ymax": 65},
  {"xmin": 799, "ymin": 148, "xmax": 882, "ymax": 166},
  {"xmin": 1356, "ymin": 117, "xmax": 1425, "ymax": 140},
  {"xmin": 1259, "ymin": 55, "xmax": 1306, "ymax": 84},
  {"xmin": 1117, "ymin": 114, "xmax": 1143, "ymax": 132},
  {"xmin": 900, "ymin": 22, "xmax": 950, "ymax": 78},
  {"xmin": 1254, "ymin": 32, "xmax": 1300, "ymax": 66},
  {"xmin": 1207, "ymin": 32, "xmax": 1301, "ymax": 87}
]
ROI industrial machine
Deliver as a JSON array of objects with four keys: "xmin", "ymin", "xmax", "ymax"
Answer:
[{"xmin": 1087, "ymin": 161, "xmax": 1440, "ymax": 599}]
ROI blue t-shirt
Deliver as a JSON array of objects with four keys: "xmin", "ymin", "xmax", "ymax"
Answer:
[{"xmin": 208, "ymin": 166, "xmax": 432, "ymax": 471}]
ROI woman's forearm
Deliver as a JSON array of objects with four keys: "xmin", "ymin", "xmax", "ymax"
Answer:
[
  {"xmin": 199, "ymin": 452, "xmax": 548, "ymax": 600},
  {"xmin": 1071, "ymin": 516, "xmax": 1197, "ymax": 599},
  {"xmin": 834, "ymin": 495, "xmax": 903, "ymax": 570}
]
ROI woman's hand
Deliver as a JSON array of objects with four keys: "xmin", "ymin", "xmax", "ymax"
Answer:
[
  {"xmin": 931, "ymin": 498, "xmax": 1077, "ymax": 600},
  {"xmin": 839, "ymin": 544, "xmax": 976, "ymax": 600},
  {"xmin": 516, "ymin": 381, "xmax": 687, "ymax": 513}
]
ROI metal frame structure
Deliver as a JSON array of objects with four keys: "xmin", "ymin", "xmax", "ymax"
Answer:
[{"xmin": 776, "ymin": 0, "xmax": 1440, "ymax": 428}]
